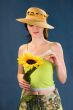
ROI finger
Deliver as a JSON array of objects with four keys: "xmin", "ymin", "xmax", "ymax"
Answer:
[
  {"xmin": 23, "ymin": 87, "xmax": 30, "ymax": 91},
  {"xmin": 50, "ymin": 53, "xmax": 57, "ymax": 58},
  {"xmin": 19, "ymin": 81, "xmax": 30, "ymax": 88},
  {"xmin": 49, "ymin": 58, "xmax": 55, "ymax": 64},
  {"xmin": 19, "ymin": 82, "xmax": 30, "ymax": 88},
  {"xmin": 23, "ymin": 86, "xmax": 31, "ymax": 91},
  {"xmin": 19, "ymin": 82, "xmax": 25, "ymax": 88},
  {"xmin": 22, "ymin": 80, "xmax": 30, "ymax": 85},
  {"xmin": 19, "ymin": 80, "xmax": 30, "ymax": 86},
  {"xmin": 19, "ymin": 83, "xmax": 30, "ymax": 89}
]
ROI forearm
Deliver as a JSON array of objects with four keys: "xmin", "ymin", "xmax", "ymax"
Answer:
[
  {"xmin": 56, "ymin": 62, "xmax": 67, "ymax": 84},
  {"xmin": 17, "ymin": 73, "xmax": 24, "ymax": 82}
]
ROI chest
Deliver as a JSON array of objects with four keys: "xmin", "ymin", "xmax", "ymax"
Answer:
[{"xmin": 27, "ymin": 44, "xmax": 52, "ymax": 56}]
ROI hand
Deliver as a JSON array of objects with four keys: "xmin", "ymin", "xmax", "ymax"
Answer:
[
  {"xmin": 49, "ymin": 53, "xmax": 59, "ymax": 65},
  {"xmin": 19, "ymin": 79, "xmax": 31, "ymax": 91},
  {"xmin": 43, "ymin": 52, "xmax": 59, "ymax": 65}
]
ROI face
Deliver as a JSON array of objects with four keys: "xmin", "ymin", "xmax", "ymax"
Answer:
[{"xmin": 27, "ymin": 24, "xmax": 44, "ymax": 38}]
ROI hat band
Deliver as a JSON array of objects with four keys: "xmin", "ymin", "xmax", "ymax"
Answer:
[{"xmin": 26, "ymin": 15, "xmax": 47, "ymax": 22}]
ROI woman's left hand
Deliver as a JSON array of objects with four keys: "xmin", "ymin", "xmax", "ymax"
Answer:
[
  {"xmin": 49, "ymin": 53, "xmax": 60, "ymax": 66},
  {"xmin": 43, "ymin": 52, "xmax": 59, "ymax": 65}
]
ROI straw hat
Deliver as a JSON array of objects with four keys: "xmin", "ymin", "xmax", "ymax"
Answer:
[{"xmin": 16, "ymin": 7, "xmax": 54, "ymax": 29}]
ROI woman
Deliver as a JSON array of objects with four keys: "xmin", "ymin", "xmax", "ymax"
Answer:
[{"xmin": 16, "ymin": 7, "xmax": 67, "ymax": 110}]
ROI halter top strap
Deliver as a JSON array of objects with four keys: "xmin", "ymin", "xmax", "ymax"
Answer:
[{"xmin": 27, "ymin": 43, "xmax": 28, "ymax": 51}]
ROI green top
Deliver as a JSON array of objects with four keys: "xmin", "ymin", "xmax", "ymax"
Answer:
[
  {"xmin": 18, "ymin": 44, "xmax": 55, "ymax": 88},
  {"xmin": 24, "ymin": 59, "xmax": 55, "ymax": 88}
]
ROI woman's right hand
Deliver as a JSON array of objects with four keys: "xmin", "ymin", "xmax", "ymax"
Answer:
[{"xmin": 17, "ymin": 74, "xmax": 31, "ymax": 91}]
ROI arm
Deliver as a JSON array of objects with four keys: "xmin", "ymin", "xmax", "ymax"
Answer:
[
  {"xmin": 53, "ymin": 43, "xmax": 67, "ymax": 84},
  {"xmin": 48, "ymin": 43, "xmax": 67, "ymax": 84},
  {"xmin": 17, "ymin": 45, "xmax": 30, "ymax": 91}
]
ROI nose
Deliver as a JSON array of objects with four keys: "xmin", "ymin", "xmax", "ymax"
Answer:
[{"xmin": 33, "ymin": 25, "xmax": 39, "ymax": 30}]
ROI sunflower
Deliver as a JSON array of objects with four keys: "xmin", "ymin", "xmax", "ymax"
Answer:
[
  {"xmin": 17, "ymin": 52, "xmax": 44, "ymax": 83},
  {"xmin": 17, "ymin": 52, "xmax": 44, "ymax": 70}
]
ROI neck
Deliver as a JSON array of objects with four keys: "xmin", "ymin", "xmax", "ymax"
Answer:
[{"xmin": 30, "ymin": 35, "xmax": 47, "ymax": 46}]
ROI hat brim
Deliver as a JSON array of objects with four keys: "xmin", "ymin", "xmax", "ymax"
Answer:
[{"xmin": 16, "ymin": 18, "xmax": 54, "ymax": 29}]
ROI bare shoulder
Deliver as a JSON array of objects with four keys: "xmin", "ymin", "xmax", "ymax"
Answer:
[
  {"xmin": 49, "ymin": 41, "xmax": 63, "ymax": 54},
  {"xmin": 50, "ymin": 42, "xmax": 62, "ymax": 49},
  {"xmin": 18, "ymin": 44, "xmax": 27, "ymax": 56},
  {"xmin": 19, "ymin": 44, "xmax": 27, "ymax": 51}
]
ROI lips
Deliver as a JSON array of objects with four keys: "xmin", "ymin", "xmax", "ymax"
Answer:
[{"xmin": 33, "ymin": 32, "xmax": 39, "ymax": 34}]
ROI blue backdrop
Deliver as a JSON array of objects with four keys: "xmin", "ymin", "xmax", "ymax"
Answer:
[{"xmin": 0, "ymin": 0, "xmax": 73, "ymax": 110}]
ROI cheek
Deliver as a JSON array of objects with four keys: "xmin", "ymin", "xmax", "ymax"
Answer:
[
  {"xmin": 27, "ymin": 27, "xmax": 32, "ymax": 34},
  {"xmin": 39, "ymin": 28, "xmax": 44, "ymax": 33}
]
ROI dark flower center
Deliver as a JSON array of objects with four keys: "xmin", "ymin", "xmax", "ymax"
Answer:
[{"xmin": 27, "ymin": 59, "xmax": 36, "ymax": 64}]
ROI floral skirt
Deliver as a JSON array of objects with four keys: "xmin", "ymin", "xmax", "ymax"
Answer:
[{"xmin": 18, "ymin": 88, "xmax": 63, "ymax": 110}]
